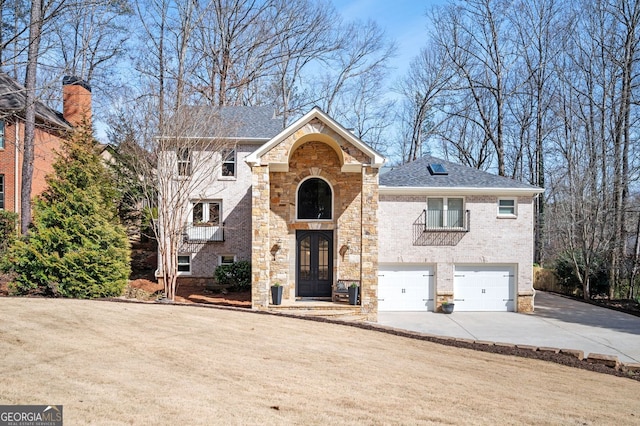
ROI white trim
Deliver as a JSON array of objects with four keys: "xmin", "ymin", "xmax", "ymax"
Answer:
[
  {"xmin": 497, "ymin": 198, "xmax": 517, "ymax": 218},
  {"xmin": 453, "ymin": 264, "xmax": 517, "ymax": 312},
  {"xmin": 218, "ymin": 254, "xmax": 237, "ymax": 265},
  {"xmin": 245, "ymin": 107, "xmax": 385, "ymax": 168},
  {"xmin": 341, "ymin": 163, "xmax": 363, "ymax": 173},
  {"xmin": 380, "ymin": 185, "xmax": 544, "ymax": 197},
  {"xmin": 426, "ymin": 196, "xmax": 465, "ymax": 228},
  {"xmin": 156, "ymin": 136, "xmax": 271, "ymax": 144},
  {"xmin": 0, "ymin": 174, "xmax": 4, "ymax": 210},
  {"xmin": 295, "ymin": 176, "xmax": 334, "ymax": 221},
  {"xmin": 190, "ymin": 200, "xmax": 222, "ymax": 225},
  {"xmin": 177, "ymin": 253, "xmax": 192, "ymax": 275},
  {"xmin": 221, "ymin": 147, "xmax": 236, "ymax": 178},
  {"xmin": 0, "ymin": 119, "xmax": 5, "ymax": 149}
]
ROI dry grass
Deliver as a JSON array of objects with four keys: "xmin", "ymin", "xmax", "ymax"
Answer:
[{"xmin": 0, "ymin": 298, "xmax": 639, "ymax": 425}]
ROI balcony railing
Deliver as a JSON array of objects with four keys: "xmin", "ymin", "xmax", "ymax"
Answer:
[
  {"xmin": 182, "ymin": 223, "xmax": 224, "ymax": 242},
  {"xmin": 413, "ymin": 209, "xmax": 470, "ymax": 245}
]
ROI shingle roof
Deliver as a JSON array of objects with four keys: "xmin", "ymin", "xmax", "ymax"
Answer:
[
  {"xmin": 218, "ymin": 106, "xmax": 283, "ymax": 139},
  {"xmin": 380, "ymin": 156, "xmax": 540, "ymax": 190},
  {"xmin": 168, "ymin": 105, "xmax": 283, "ymax": 140},
  {"xmin": 0, "ymin": 72, "xmax": 69, "ymax": 130}
]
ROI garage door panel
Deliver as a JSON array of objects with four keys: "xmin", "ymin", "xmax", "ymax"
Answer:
[
  {"xmin": 378, "ymin": 265, "xmax": 434, "ymax": 312},
  {"xmin": 454, "ymin": 266, "xmax": 515, "ymax": 312}
]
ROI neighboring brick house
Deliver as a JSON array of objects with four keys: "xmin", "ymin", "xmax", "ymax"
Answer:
[
  {"xmin": 0, "ymin": 73, "xmax": 91, "ymax": 221},
  {"xmin": 166, "ymin": 106, "xmax": 542, "ymax": 319}
]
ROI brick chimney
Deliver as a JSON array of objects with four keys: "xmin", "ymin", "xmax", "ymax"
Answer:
[{"xmin": 62, "ymin": 76, "xmax": 92, "ymax": 127}]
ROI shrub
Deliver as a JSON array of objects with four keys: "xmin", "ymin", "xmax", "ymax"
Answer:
[
  {"xmin": 0, "ymin": 210, "xmax": 17, "ymax": 254},
  {"xmin": 554, "ymin": 250, "xmax": 609, "ymax": 298},
  {"xmin": 3, "ymin": 122, "xmax": 130, "ymax": 298},
  {"xmin": 214, "ymin": 260, "xmax": 251, "ymax": 291}
]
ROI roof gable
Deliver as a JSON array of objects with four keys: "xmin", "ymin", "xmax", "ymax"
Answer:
[{"xmin": 245, "ymin": 107, "xmax": 385, "ymax": 170}]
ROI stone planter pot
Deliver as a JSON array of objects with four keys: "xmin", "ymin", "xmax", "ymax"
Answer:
[
  {"xmin": 442, "ymin": 303, "xmax": 454, "ymax": 314},
  {"xmin": 271, "ymin": 285, "xmax": 283, "ymax": 305},
  {"xmin": 348, "ymin": 286, "xmax": 359, "ymax": 305}
]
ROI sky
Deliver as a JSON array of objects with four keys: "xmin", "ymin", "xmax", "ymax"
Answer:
[
  {"xmin": 94, "ymin": 1, "xmax": 442, "ymax": 143},
  {"xmin": 333, "ymin": 0, "xmax": 442, "ymax": 77}
]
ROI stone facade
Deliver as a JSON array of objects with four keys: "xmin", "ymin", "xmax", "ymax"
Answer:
[
  {"xmin": 378, "ymin": 193, "xmax": 536, "ymax": 312},
  {"xmin": 249, "ymin": 113, "xmax": 381, "ymax": 321}
]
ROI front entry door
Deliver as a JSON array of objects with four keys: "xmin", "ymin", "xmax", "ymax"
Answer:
[{"xmin": 297, "ymin": 230, "xmax": 333, "ymax": 297}]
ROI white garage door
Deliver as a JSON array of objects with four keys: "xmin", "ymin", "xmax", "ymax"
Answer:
[
  {"xmin": 378, "ymin": 265, "xmax": 434, "ymax": 311},
  {"xmin": 454, "ymin": 265, "xmax": 515, "ymax": 312}
]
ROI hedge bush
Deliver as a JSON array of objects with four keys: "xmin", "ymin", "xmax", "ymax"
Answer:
[{"xmin": 214, "ymin": 260, "xmax": 251, "ymax": 291}]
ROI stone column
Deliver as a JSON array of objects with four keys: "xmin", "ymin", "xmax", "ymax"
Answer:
[
  {"xmin": 251, "ymin": 165, "xmax": 271, "ymax": 309},
  {"xmin": 360, "ymin": 166, "xmax": 379, "ymax": 321}
]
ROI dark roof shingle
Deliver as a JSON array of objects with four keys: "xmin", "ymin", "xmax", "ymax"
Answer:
[
  {"xmin": 0, "ymin": 72, "xmax": 69, "ymax": 130},
  {"xmin": 380, "ymin": 156, "xmax": 539, "ymax": 190},
  {"xmin": 167, "ymin": 105, "xmax": 282, "ymax": 139}
]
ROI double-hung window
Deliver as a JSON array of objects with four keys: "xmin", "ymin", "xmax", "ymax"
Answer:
[
  {"xmin": 177, "ymin": 147, "xmax": 191, "ymax": 176},
  {"xmin": 0, "ymin": 174, "xmax": 4, "ymax": 210},
  {"xmin": 427, "ymin": 197, "xmax": 464, "ymax": 229},
  {"xmin": 0, "ymin": 119, "xmax": 5, "ymax": 149},
  {"xmin": 177, "ymin": 254, "xmax": 191, "ymax": 274},
  {"xmin": 221, "ymin": 149, "xmax": 236, "ymax": 177}
]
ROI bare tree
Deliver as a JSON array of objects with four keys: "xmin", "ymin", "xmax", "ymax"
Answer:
[
  {"xmin": 429, "ymin": 0, "xmax": 523, "ymax": 176},
  {"xmin": 48, "ymin": 0, "xmax": 131, "ymax": 83},
  {"xmin": 396, "ymin": 44, "xmax": 453, "ymax": 162},
  {"xmin": 605, "ymin": 0, "xmax": 640, "ymax": 298},
  {"xmin": 269, "ymin": 0, "xmax": 338, "ymax": 125},
  {"xmin": 158, "ymin": 109, "xmax": 242, "ymax": 300},
  {"xmin": 315, "ymin": 20, "xmax": 394, "ymax": 116},
  {"xmin": 21, "ymin": 0, "xmax": 44, "ymax": 235},
  {"xmin": 112, "ymin": 96, "xmax": 240, "ymax": 300},
  {"xmin": 0, "ymin": 0, "xmax": 30, "ymax": 77},
  {"xmin": 509, "ymin": 0, "xmax": 563, "ymax": 264},
  {"xmin": 191, "ymin": 0, "xmax": 278, "ymax": 106}
]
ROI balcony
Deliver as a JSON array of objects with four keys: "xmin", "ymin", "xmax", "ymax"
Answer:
[
  {"xmin": 413, "ymin": 209, "xmax": 470, "ymax": 246},
  {"xmin": 182, "ymin": 223, "xmax": 224, "ymax": 242}
]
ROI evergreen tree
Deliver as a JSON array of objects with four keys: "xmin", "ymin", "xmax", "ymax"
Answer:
[{"xmin": 4, "ymin": 121, "xmax": 131, "ymax": 298}]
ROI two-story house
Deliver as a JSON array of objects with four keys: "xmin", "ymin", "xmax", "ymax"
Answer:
[
  {"xmin": 164, "ymin": 106, "xmax": 542, "ymax": 320},
  {"xmin": 0, "ymin": 73, "xmax": 91, "ymax": 221}
]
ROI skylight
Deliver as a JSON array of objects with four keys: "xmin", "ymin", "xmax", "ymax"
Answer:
[{"xmin": 428, "ymin": 163, "xmax": 448, "ymax": 175}]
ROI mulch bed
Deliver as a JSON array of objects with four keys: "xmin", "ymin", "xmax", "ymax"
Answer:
[{"xmin": 125, "ymin": 278, "xmax": 251, "ymax": 308}]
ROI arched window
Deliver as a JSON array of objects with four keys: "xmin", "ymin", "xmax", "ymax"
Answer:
[{"xmin": 297, "ymin": 178, "xmax": 332, "ymax": 220}]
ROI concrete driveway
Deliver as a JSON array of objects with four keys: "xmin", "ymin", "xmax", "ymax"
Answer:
[{"xmin": 376, "ymin": 291, "xmax": 640, "ymax": 363}]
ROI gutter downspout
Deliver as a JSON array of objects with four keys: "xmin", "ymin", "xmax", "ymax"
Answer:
[{"xmin": 14, "ymin": 120, "xmax": 20, "ymax": 220}]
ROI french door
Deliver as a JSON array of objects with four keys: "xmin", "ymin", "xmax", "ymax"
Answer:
[{"xmin": 296, "ymin": 230, "xmax": 333, "ymax": 297}]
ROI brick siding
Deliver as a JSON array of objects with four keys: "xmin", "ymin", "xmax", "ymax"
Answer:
[{"xmin": 378, "ymin": 193, "xmax": 535, "ymax": 312}]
